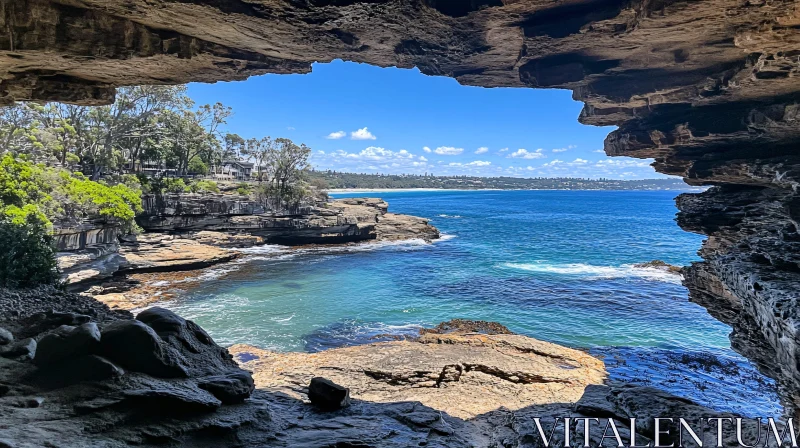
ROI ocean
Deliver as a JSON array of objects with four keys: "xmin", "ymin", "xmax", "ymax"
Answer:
[{"xmin": 158, "ymin": 190, "xmax": 781, "ymax": 417}]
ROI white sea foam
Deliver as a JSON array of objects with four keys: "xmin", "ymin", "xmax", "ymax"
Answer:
[
  {"xmin": 436, "ymin": 214, "xmax": 463, "ymax": 219},
  {"xmin": 436, "ymin": 234, "xmax": 458, "ymax": 242},
  {"xmin": 241, "ymin": 238, "xmax": 432, "ymax": 260},
  {"xmin": 502, "ymin": 262, "xmax": 683, "ymax": 284}
]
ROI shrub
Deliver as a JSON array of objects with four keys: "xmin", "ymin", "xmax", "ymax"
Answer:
[
  {"xmin": 162, "ymin": 177, "xmax": 188, "ymax": 193},
  {"xmin": 187, "ymin": 179, "xmax": 219, "ymax": 194},
  {"xmin": 236, "ymin": 184, "xmax": 250, "ymax": 196},
  {"xmin": 0, "ymin": 212, "xmax": 60, "ymax": 288}
]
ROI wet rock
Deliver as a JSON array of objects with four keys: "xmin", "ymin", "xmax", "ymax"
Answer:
[
  {"xmin": 420, "ymin": 319, "xmax": 513, "ymax": 335},
  {"xmin": 198, "ymin": 371, "xmax": 255, "ymax": 404},
  {"xmin": 99, "ymin": 320, "xmax": 188, "ymax": 378},
  {"xmin": 33, "ymin": 323, "xmax": 101, "ymax": 367},
  {"xmin": 0, "ymin": 338, "xmax": 36, "ymax": 361},
  {"xmin": 308, "ymin": 377, "xmax": 351, "ymax": 411},
  {"xmin": 0, "ymin": 327, "xmax": 12, "ymax": 345}
]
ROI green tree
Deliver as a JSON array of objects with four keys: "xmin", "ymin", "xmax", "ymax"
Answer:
[{"xmin": 0, "ymin": 212, "xmax": 60, "ymax": 288}]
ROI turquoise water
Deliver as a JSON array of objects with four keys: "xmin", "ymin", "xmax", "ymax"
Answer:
[{"xmin": 159, "ymin": 190, "xmax": 780, "ymax": 416}]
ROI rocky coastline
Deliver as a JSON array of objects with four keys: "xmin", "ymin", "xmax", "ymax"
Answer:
[
  {"xmin": 56, "ymin": 196, "xmax": 440, "ymax": 305},
  {"xmin": 0, "ymin": 289, "xmax": 773, "ymax": 447}
]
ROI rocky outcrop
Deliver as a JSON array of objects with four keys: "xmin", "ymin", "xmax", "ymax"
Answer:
[
  {"xmin": 118, "ymin": 233, "xmax": 240, "ymax": 273},
  {"xmin": 58, "ymin": 196, "xmax": 438, "ymax": 289},
  {"xmin": 135, "ymin": 194, "xmax": 439, "ymax": 245},
  {"xmin": 0, "ymin": 288, "xmax": 785, "ymax": 447},
  {"xmin": 678, "ymin": 185, "xmax": 800, "ymax": 406},
  {"xmin": 52, "ymin": 223, "xmax": 121, "ymax": 252},
  {"xmin": 0, "ymin": 291, "xmax": 257, "ymax": 447},
  {"xmin": 231, "ymin": 330, "xmax": 606, "ymax": 419}
]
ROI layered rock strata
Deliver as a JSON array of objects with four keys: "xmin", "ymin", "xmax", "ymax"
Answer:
[{"xmin": 58, "ymin": 196, "xmax": 439, "ymax": 288}]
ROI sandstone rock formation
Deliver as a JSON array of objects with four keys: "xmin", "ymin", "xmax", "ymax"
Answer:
[
  {"xmin": 57, "ymin": 196, "xmax": 439, "ymax": 289},
  {"xmin": 230, "ymin": 331, "xmax": 606, "ymax": 419}
]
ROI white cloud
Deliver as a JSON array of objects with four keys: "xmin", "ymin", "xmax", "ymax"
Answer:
[
  {"xmin": 419, "ymin": 156, "xmax": 428, "ymax": 162},
  {"xmin": 448, "ymin": 160, "xmax": 491, "ymax": 167},
  {"xmin": 326, "ymin": 131, "xmax": 346, "ymax": 140},
  {"xmin": 552, "ymin": 148, "xmax": 568, "ymax": 153},
  {"xmin": 447, "ymin": 160, "xmax": 492, "ymax": 168},
  {"xmin": 593, "ymin": 149, "xmax": 605, "ymax": 153},
  {"xmin": 287, "ymin": 126, "xmax": 296, "ymax": 131},
  {"xmin": 351, "ymin": 127, "xmax": 377, "ymax": 140},
  {"xmin": 434, "ymin": 146, "xmax": 464, "ymax": 155},
  {"xmin": 475, "ymin": 147, "xmax": 489, "ymax": 154},
  {"xmin": 423, "ymin": 146, "xmax": 432, "ymax": 153},
  {"xmin": 542, "ymin": 159, "xmax": 563, "ymax": 167},
  {"xmin": 499, "ymin": 147, "xmax": 509, "ymax": 153},
  {"xmin": 573, "ymin": 158, "xmax": 589, "ymax": 164},
  {"xmin": 509, "ymin": 148, "xmax": 546, "ymax": 159}
]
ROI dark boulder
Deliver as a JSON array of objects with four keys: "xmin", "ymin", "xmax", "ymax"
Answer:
[
  {"xmin": 34, "ymin": 323, "xmax": 101, "ymax": 367},
  {"xmin": 137, "ymin": 307, "xmax": 214, "ymax": 354},
  {"xmin": 36, "ymin": 355, "xmax": 124, "ymax": 388},
  {"xmin": 198, "ymin": 371, "xmax": 255, "ymax": 404},
  {"xmin": 0, "ymin": 338, "xmax": 36, "ymax": 360},
  {"xmin": 308, "ymin": 377, "xmax": 351, "ymax": 411},
  {"xmin": 0, "ymin": 327, "xmax": 13, "ymax": 345},
  {"xmin": 100, "ymin": 320, "xmax": 187, "ymax": 378}
]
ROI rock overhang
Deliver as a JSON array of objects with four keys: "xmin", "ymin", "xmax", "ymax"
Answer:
[
  {"xmin": 4, "ymin": 0, "xmax": 800, "ymax": 409},
  {"xmin": 2, "ymin": 0, "xmax": 798, "ymax": 183}
]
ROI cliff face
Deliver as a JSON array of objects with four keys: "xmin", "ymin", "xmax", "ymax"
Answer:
[
  {"xmin": 57, "ymin": 196, "xmax": 439, "ymax": 288},
  {"xmin": 3, "ymin": 0, "xmax": 800, "ymax": 407}
]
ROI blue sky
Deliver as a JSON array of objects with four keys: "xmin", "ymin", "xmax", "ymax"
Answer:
[{"xmin": 187, "ymin": 60, "xmax": 666, "ymax": 179}]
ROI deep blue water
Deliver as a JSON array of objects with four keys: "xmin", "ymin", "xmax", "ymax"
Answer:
[{"xmin": 157, "ymin": 190, "xmax": 780, "ymax": 416}]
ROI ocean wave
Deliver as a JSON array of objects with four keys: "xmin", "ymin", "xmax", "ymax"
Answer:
[
  {"xmin": 241, "ymin": 238, "xmax": 432, "ymax": 259},
  {"xmin": 437, "ymin": 214, "xmax": 463, "ymax": 219},
  {"xmin": 436, "ymin": 234, "xmax": 458, "ymax": 242},
  {"xmin": 502, "ymin": 262, "xmax": 683, "ymax": 284}
]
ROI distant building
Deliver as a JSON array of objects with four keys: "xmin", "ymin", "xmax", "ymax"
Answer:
[{"xmin": 214, "ymin": 160, "xmax": 254, "ymax": 180}]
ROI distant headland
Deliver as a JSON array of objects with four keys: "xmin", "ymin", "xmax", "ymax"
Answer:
[{"xmin": 309, "ymin": 171, "xmax": 705, "ymax": 192}]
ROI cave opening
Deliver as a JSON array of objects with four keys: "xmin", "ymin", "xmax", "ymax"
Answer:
[{"xmin": 2, "ymin": 0, "xmax": 799, "ymax": 444}]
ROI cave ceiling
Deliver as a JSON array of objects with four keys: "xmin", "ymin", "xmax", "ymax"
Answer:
[{"xmin": 0, "ymin": 0, "xmax": 799, "ymax": 184}]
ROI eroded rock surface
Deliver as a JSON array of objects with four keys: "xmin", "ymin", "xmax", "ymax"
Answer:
[
  {"xmin": 58, "ymin": 196, "xmax": 438, "ymax": 290},
  {"xmin": 230, "ymin": 332, "xmax": 606, "ymax": 419}
]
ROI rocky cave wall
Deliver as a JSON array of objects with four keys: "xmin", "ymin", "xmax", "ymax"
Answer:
[{"xmin": 2, "ymin": 0, "xmax": 800, "ymax": 401}]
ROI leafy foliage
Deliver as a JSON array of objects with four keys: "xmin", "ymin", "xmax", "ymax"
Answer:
[
  {"xmin": 187, "ymin": 179, "xmax": 219, "ymax": 194},
  {"xmin": 0, "ymin": 211, "xmax": 60, "ymax": 288}
]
